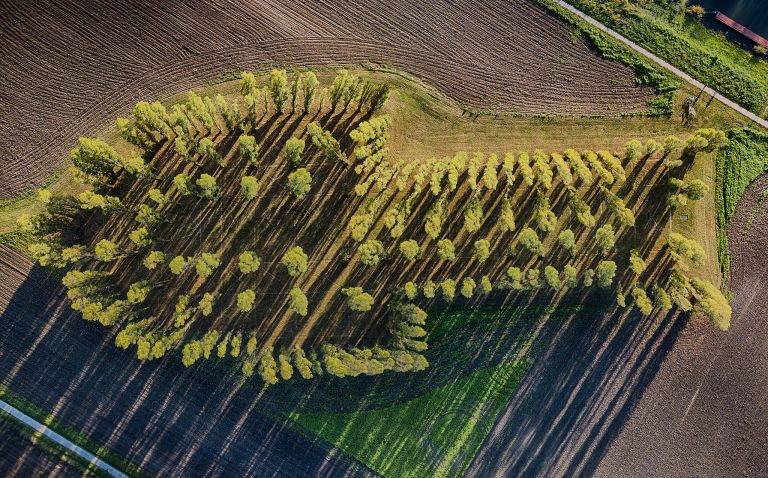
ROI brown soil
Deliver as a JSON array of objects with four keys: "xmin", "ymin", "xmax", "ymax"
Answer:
[
  {"xmin": 591, "ymin": 173, "xmax": 768, "ymax": 478},
  {"xmin": 0, "ymin": 418, "xmax": 84, "ymax": 478},
  {"xmin": 0, "ymin": 0, "xmax": 653, "ymax": 199}
]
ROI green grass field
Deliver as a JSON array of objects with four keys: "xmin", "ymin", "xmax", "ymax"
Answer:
[{"xmin": 291, "ymin": 360, "xmax": 530, "ymax": 478}]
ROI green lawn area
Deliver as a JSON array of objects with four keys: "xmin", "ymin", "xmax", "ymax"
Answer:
[{"xmin": 290, "ymin": 360, "xmax": 530, "ymax": 478}]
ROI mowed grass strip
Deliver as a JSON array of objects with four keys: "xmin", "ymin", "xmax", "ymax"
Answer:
[{"xmin": 289, "ymin": 360, "xmax": 529, "ymax": 478}]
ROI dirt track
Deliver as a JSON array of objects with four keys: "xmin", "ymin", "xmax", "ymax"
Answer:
[
  {"xmin": 591, "ymin": 173, "xmax": 768, "ymax": 478},
  {"xmin": 0, "ymin": 0, "xmax": 652, "ymax": 199}
]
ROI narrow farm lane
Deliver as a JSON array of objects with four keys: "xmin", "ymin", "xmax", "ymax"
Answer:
[
  {"xmin": 555, "ymin": 0, "xmax": 768, "ymax": 130},
  {"xmin": 0, "ymin": 399, "xmax": 129, "ymax": 478}
]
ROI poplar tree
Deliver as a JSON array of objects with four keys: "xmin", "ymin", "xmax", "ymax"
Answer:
[
  {"xmin": 558, "ymin": 229, "xmax": 576, "ymax": 255},
  {"xmin": 69, "ymin": 138, "xmax": 123, "ymax": 186},
  {"xmin": 241, "ymin": 176, "xmax": 259, "ymax": 200},
  {"xmin": 240, "ymin": 71, "xmax": 258, "ymax": 97},
  {"xmin": 544, "ymin": 266, "xmax": 561, "ymax": 290},
  {"xmin": 239, "ymin": 134, "xmax": 260, "ymax": 167},
  {"xmin": 533, "ymin": 149, "xmax": 553, "ymax": 189},
  {"xmin": 519, "ymin": 227, "xmax": 543, "ymax": 255},
  {"xmin": 461, "ymin": 277, "xmax": 476, "ymax": 298},
  {"xmin": 474, "ymin": 239, "xmax": 491, "ymax": 262},
  {"xmin": 595, "ymin": 224, "xmax": 616, "ymax": 255},
  {"xmin": 282, "ymin": 246, "xmax": 308, "ymax": 277},
  {"xmin": 287, "ymin": 168, "xmax": 312, "ymax": 199},
  {"xmin": 306, "ymin": 122, "xmax": 345, "ymax": 163},
  {"xmin": 289, "ymin": 287, "xmax": 309, "ymax": 316},
  {"xmin": 595, "ymin": 260, "xmax": 617, "ymax": 288},
  {"xmin": 238, "ymin": 289, "xmax": 256, "ymax": 312},
  {"xmin": 341, "ymin": 287, "xmax": 374, "ymax": 312},
  {"xmin": 284, "ymin": 137, "xmax": 305, "ymax": 165},
  {"xmin": 436, "ymin": 239, "xmax": 456, "ymax": 261},
  {"xmin": 290, "ymin": 72, "xmax": 302, "ymax": 113},
  {"xmin": 196, "ymin": 174, "xmax": 219, "ymax": 199},
  {"xmin": 359, "ymin": 239, "xmax": 385, "ymax": 266},
  {"xmin": 440, "ymin": 279, "xmax": 456, "ymax": 302},
  {"xmin": 238, "ymin": 251, "xmax": 261, "ymax": 274},
  {"xmin": 302, "ymin": 71, "xmax": 320, "ymax": 112},
  {"xmin": 268, "ymin": 69, "xmax": 289, "ymax": 113},
  {"xmin": 399, "ymin": 240, "xmax": 420, "ymax": 260}
]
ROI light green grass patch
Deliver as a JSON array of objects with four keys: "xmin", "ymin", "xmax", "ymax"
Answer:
[{"xmin": 290, "ymin": 360, "xmax": 530, "ymax": 478}]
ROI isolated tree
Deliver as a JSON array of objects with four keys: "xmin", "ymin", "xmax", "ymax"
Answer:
[
  {"xmin": 399, "ymin": 240, "xmax": 420, "ymax": 260},
  {"xmin": 359, "ymin": 239, "xmax": 385, "ymax": 266},
  {"xmin": 499, "ymin": 195, "xmax": 516, "ymax": 232},
  {"xmin": 268, "ymin": 69, "xmax": 289, "ymax": 113},
  {"xmin": 239, "ymin": 134, "xmax": 260, "ymax": 167},
  {"xmin": 595, "ymin": 260, "xmax": 617, "ymax": 288},
  {"xmin": 436, "ymin": 239, "xmax": 456, "ymax": 261},
  {"xmin": 284, "ymin": 136, "xmax": 305, "ymax": 165},
  {"xmin": 632, "ymin": 288, "xmax": 653, "ymax": 316},
  {"xmin": 533, "ymin": 150, "xmax": 553, "ymax": 189},
  {"xmin": 342, "ymin": 287, "xmax": 374, "ymax": 312},
  {"xmin": 168, "ymin": 255, "xmax": 189, "ymax": 275},
  {"xmin": 238, "ymin": 251, "xmax": 261, "ymax": 274},
  {"xmin": 196, "ymin": 253, "xmax": 220, "ymax": 279},
  {"xmin": 583, "ymin": 269, "xmax": 595, "ymax": 287},
  {"xmin": 127, "ymin": 281, "xmax": 152, "ymax": 304},
  {"xmin": 526, "ymin": 269, "xmax": 542, "ymax": 289},
  {"xmin": 129, "ymin": 226, "xmax": 153, "ymax": 247},
  {"xmin": 241, "ymin": 176, "xmax": 259, "ymax": 200},
  {"xmin": 551, "ymin": 153, "xmax": 573, "ymax": 186},
  {"xmin": 482, "ymin": 154, "xmax": 499, "ymax": 190},
  {"xmin": 199, "ymin": 292, "xmax": 216, "ymax": 317},
  {"xmin": 664, "ymin": 135, "xmax": 685, "ymax": 156},
  {"xmin": 534, "ymin": 192, "xmax": 557, "ymax": 232},
  {"xmin": 422, "ymin": 280, "xmax": 437, "ymax": 299},
  {"xmin": 237, "ymin": 289, "xmax": 256, "ymax": 312},
  {"xmin": 595, "ymin": 224, "xmax": 616, "ymax": 255},
  {"xmin": 306, "ymin": 122, "xmax": 345, "ymax": 163},
  {"xmin": 474, "ymin": 239, "xmax": 491, "ymax": 262},
  {"xmin": 94, "ymin": 239, "xmax": 120, "ymax": 261},
  {"xmin": 440, "ymin": 279, "xmax": 456, "ymax": 302},
  {"xmin": 597, "ymin": 150, "xmax": 626, "ymax": 183},
  {"xmin": 667, "ymin": 232, "xmax": 706, "ymax": 266},
  {"xmin": 70, "ymin": 137, "xmax": 123, "ymax": 185},
  {"xmin": 241, "ymin": 71, "xmax": 258, "ymax": 97},
  {"xmin": 563, "ymin": 264, "xmax": 578, "ymax": 288},
  {"xmin": 287, "ymin": 168, "xmax": 312, "ymax": 199},
  {"xmin": 629, "ymin": 250, "xmax": 646, "ymax": 275},
  {"xmin": 289, "ymin": 287, "xmax": 309, "ymax": 316},
  {"xmin": 290, "ymin": 72, "xmax": 302, "ymax": 113},
  {"xmin": 653, "ymin": 286, "xmax": 673, "ymax": 311},
  {"xmin": 463, "ymin": 196, "xmax": 484, "ymax": 233},
  {"xmin": 544, "ymin": 265, "xmax": 561, "ymax": 290},
  {"xmin": 143, "ymin": 251, "xmax": 166, "ymax": 270},
  {"xmin": 196, "ymin": 174, "xmax": 219, "ymax": 199},
  {"xmin": 625, "ymin": 139, "xmax": 643, "ymax": 161},
  {"xmin": 282, "ymin": 246, "xmax": 308, "ymax": 277},
  {"xmin": 403, "ymin": 281, "xmax": 419, "ymax": 300},
  {"xmin": 258, "ymin": 350, "xmax": 279, "ymax": 385},
  {"xmin": 480, "ymin": 276, "xmax": 493, "ymax": 294},
  {"xmin": 519, "ymin": 227, "xmax": 543, "ymax": 256},
  {"xmin": 558, "ymin": 229, "xmax": 576, "ymax": 255},
  {"xmin": 147, "ymin": 188, "xmax": 168, "ymax": 205},
  {"xmin": 302, "ymin": 71, "xmax": 320, "ymax": 112},
  {"xmin": 460, "ymin": 277, "xmax": 476, "ymax": 298}
]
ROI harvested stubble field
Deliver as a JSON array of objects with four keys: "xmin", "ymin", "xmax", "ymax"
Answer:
[{"xmin": 0, "ymin": 0, "xmax": 660, "ymax": 199}]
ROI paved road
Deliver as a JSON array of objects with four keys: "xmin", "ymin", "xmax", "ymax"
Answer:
[
  {"xmin": 555, "ymin": 0, "xmax": 768, "ymax": 130},
  {"xmin": 0, "ymin": 399, "xmax": 128, "ymax": 478}
]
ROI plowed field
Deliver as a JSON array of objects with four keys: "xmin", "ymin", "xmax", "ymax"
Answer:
[{"xmin": 0, "ymin": 0, "xmax": 653, "ymax": 198}]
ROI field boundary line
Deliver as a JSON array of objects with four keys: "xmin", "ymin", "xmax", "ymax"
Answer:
[
  {"xmin": 0, "ymin": 399, "xmax": 129, "ymax": 478},
  {"xmin": 554, "ymin": 0, "xmax": 768, "ymax": 130}
]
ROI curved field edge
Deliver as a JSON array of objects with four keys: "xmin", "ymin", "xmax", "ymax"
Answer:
[
  {"xmin": 715, "ymin": 127, "xmax": 768, "ymax": 289},
  {"xmin": 288, "ymin": 360, "xmax": 530, "ymax": 478},
  {"xmin": 558, "ymin": 0, "xmax": 768, "ymax": 117},
  {"xmin": 534, "ymin": 0, "xmax": 681, "ymax": 117}
]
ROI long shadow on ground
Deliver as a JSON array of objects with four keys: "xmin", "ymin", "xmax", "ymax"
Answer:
[
  {"xmin": 0, "ymin": 247, "xmax": 375, "ymax": 478},
  {"xmin": 1, "ymin": 240, "xmax": 689, "ymax": 477}
]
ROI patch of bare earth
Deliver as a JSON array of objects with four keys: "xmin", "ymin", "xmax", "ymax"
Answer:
[
  {"xmin": 0, "ymin": 0, "xmax": 653, "ymax": 199},
  {"xmin": 590, "ymin": 173, "xmax": 768, "ymax": 478}
]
